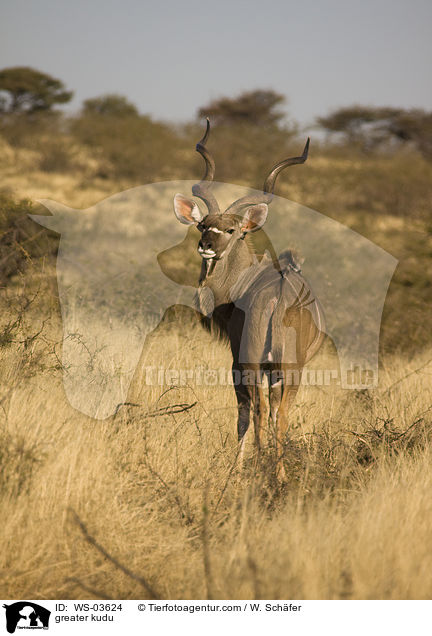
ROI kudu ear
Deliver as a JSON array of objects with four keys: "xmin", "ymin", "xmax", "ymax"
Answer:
[
  {"xmin": 174, "ymin": 193, "xmax": 204, "ymax": 225},
  {"xmin": 240, "ymin": 203, "xmax": 268, "ymax": 234}
]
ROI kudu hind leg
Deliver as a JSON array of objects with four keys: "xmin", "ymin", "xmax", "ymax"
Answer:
[
  {"xmin": 275, "ymin": 383, "xmax": 300, "ymax": 482},
  {"xmin": 269, "ymin": 376, "xmax": 283, "ymax": 432},
  {"xmin": 252, "ymin": 380, "xmax": 268, "ymax": 451}
]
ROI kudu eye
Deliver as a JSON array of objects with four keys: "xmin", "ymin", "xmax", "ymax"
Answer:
[{"xmin": 226, "ymin": 229, "xmax": 235, "ymax": 235}]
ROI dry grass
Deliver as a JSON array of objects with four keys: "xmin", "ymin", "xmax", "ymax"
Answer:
[
  {"xmin": 1, "ymin": 140, "xmax": 432, "ymax": 600},
  {"xmin": 1, "ymin": 276, "xmax": 432, "ymax": 600}
]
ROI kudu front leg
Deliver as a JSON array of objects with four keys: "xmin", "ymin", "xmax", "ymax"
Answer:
[
  {"xmin": 232, "ymin": 365, "xmax": 251, "ymax": 466},
  {"xmin": 252, "ymin": 378, "xmax": 268, "ymax": 452},
  {"xmin": 234, "ymin": 365, "xmax": 267, "ymax": 452}
]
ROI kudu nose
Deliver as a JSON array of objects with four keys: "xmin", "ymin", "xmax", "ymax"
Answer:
[{"xmin": 199, "ymin": 238, "xmax": 213, "ymax": 251}]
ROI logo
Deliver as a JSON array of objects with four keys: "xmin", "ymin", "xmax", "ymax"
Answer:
[{"xmin": 3, "ymin": 603, "xmax": 51, "ymax": 633}]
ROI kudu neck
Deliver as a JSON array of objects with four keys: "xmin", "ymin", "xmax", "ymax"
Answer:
[{"xmin": 199, "ymin": 237, "xmax": 256, "ymax": 304}]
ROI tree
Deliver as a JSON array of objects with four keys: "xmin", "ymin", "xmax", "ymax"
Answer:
[
  {"xmin": 317, "ymin": 105, "xmax": 432, "ymax": 158},
  {"xmin": 386, "ymin": 109, "xmax": 432, "ymax": 160},
  {"xmin": 198, "ymin": 89, "xmax": 287, "ymax": 127},
  {"xmin": 82, "ymin": 94, "xmax": 139, "ymax": 118},
  {"xmin": 0, "ymin": 67, "xmax": 73, "ymax": 113},
  {"xmin": 317, "ymin": 106, "xmax": 401, "ymax": 145}
]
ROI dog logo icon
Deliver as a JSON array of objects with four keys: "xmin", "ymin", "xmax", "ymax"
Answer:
[{"xmin": 3, "ymin": 602, "xmax": 50, "ymax": 633}]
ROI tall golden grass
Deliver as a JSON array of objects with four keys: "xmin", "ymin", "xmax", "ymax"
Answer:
[
  {"xmin": 1, "ymin": 134, "xmax": 431, "ymax": 600},
  {"xmin": 1, "ymin": 293, "xmax": 432, "ymax": 599}
]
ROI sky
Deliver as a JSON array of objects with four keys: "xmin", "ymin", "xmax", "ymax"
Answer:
[{"xmin": 1, "ymin": 0, "xmax": 431, "ymax": 129}]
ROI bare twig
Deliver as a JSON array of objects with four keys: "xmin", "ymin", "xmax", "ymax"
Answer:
[
  {"xmin": 19, "ymin": 317, "xmax": 49, "ymax": 348},
  {"xmin": 202, "ymin": 487, "xmax": 215, "ymax": 600},
  {"xmin": 69, "ymin": 508, "xmax": 160, "ymax": 599},
  {"xmin": 114, "ymin": 401, "xmax": 197, "ymax": 419},
  {"xmin": 247, "ymin": 556, "xmax": 262, "ymax": 601},
  {"xmin": 65, "ymin": 577, "xmax": 112, "ymax": 600},
  {"xmin": 210, "ymin": 444, "xmax": 243, "ymax": 520},
  {"xmin": 113, "ymin": 402, "xmax": 141, "ymax": 417},
  {"xmin": 147, "ymin": 402, "xmax": 197, "ymax": 417},
  {"xmin": 143, "ymin": 460, "xmax": 193, "ymax": 525}
]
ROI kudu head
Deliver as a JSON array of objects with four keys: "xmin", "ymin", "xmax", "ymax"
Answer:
[{"xmin": 173, "ymin": 118, "xmax": 310, "ymax": 263}]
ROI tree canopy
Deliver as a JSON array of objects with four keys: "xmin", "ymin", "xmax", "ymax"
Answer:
[
  {"xmin": 318, "ymin": 105, "xmax": 432, "ymax": 158},
  {"xmin": 317, "ymin": 106, "xmax": 400, "ymax": 140},
  {"xmin": 198, "ymin": 89, "xmax": 287, "ymax": 127},
  {"xmin": 0, "ymin": 67, "xmax": 73, "ymax": 113},
  {"xmin": 82, "ymin": 94, "xmax": 139, "ymax": 118}
]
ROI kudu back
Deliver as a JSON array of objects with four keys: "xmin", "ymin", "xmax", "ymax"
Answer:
[{"xmin": 173, "ymin": 120, "xmax": 325, "ymax": 480}]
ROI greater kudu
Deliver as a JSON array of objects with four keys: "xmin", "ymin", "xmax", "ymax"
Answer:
[{"xmin": 173, "ymin": 120, "xmax": 325, "ymax": 480}]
